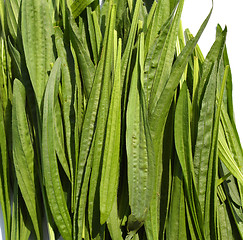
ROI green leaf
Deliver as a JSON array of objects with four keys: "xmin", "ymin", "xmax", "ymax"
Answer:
[
  {"xmin": 11, "ymin": 177, "xmax": 32, "ymax": 240},
  {"xmin": 144, "ymin": 0, "xmax": 172, "ymax": 55},
  {"xmin": 106, "ymin": 199, "xmax": 123, "ymax": 240},
  {"xmin": 5, "ymin": 0, "xmax": 20, "ymax": 44},
  {"xmin": 54, "ymin": 26, "xmax": 79, "ymax": 211},
  {"xmin": 121, "ymin": 0, "xmax": 141, "ymax": 86},
  {"xmin": 148, "ymin": 0, "xmax": 184, "ymax": 118},
  {"xmin": 12, "ymin": 79, "xmax": 42, "ymax": 240},
  {"xmin": 217, "ymin": 201, "xmax": 237, "ymax": 240},
  {"xmin": 69, "ymin": 17, "xmax": 95, "ymax": 98},
  {"xmin": 203, "ymin": 30, "xmax": 228, "ymax": 240},
  {"xmin": 167, "ymin": 156, "xmax": 187, "ymax": 240},
  {"xmin": 146, "ymin": 2, "xmax": 212, "ymax": 239},
  {"xmin": 218, "ymin": 123, "xmax": 243, "ymax": 185},
  {"xmin": 144, "ymin": 13, "xmax": 173, "ymax": 103},
  {"xmin": 73, "ymin": 50, "xmax": 102, "ymax": 239},
  {"xmin": 88, "ymin": 4, "xmax": 116, "ymax": 237},
  {"xmin": 193, "ymin": 63, "xmax": 218, "ymax": 212},
  {"xmin": 126, "ymin": 32, "xmax": 155, "ymax": 236},
  {"xmin": 54, "ymin": 99, "xmax": 71, "ymax": 181},
  {"xmin": 174, "ymin": 82, "xmax": 204, "ymax": 239},
  {"xmin": 86, "ymin": 7, "xmax": 100, "ymax": 65},
  {"xmin": 149, "ymin": 3, "xmax": 212, "ymax": 146},
  {"xmin": 100, "ymin": 38, "xmax": 122, "ymax": 224},
  {"xmin": 74, "ymin": 4, "xmax": 116, "ymax": 238},
  {"xmin": 42, "ymin": 58, "xmax": 72, "ymax": 240},
  {"xmin": 71, "ymin": 0, "xmax": 95, "ymax": 19},
  {"xmin": 0, "ymin": 95, "xmax": 11, "ymax": 240},
  {"xmin": 220, "ymin": 96, "xmax": 243, "ymax": 208},
  {"xmin": 21, "ymin": 0, "xmax": 55, "ymax": 108}
]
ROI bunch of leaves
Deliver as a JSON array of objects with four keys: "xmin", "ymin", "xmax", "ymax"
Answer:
[{"xmin": 0, "ymin": 0, "xmax": 243, "ymax": 239}]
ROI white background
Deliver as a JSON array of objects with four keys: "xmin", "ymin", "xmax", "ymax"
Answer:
[{"xmin": 1, "ymin": 0, "xmax": 243, "ymax": 239}]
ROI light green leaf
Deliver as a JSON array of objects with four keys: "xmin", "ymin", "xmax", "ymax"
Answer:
[
  {"xmin": 42, "ymin": 58, "xmax": 72, "ymax": 240},
  {"xmin": 69, "ymin": 17, "xmax": 95, "ymax": 98},
  {"xmin": 167, "ymin": 156, "xmax": 187, "ymax": 240},
  {"xmin": 71, "ymin": 0, "xmax": 95, "ymax": 19},
  {"xmin": 100, "ymin": 38, "xmax": 122, "ymax": 224},
  {"xmin": 174, "ymin": 82, "xmax": 204, "ymax": 239},
  {"xmin": 126, "ymin": 32, "xmax": 155, "ymax": 236},
  {"xmin": 5, "ymin": 0, "xmax": 20, "ymax": 43},
  {"xmin": 88, "ymin": 4, "xmax": 116, "ymax": 237},
  {"xmin": 0, "ymin": 94, "xmax": 11, "ymax": 240},
  {"xmin": 21, "ymin": 0, "xmax": 54, "ymax": 108},
  {"xmin": 106, "ymin": 199, "xmax": 123, "ymax": 240},
  {"xmin": 12, "ymin": 79, "xmax": 42, "ymax": 240}
]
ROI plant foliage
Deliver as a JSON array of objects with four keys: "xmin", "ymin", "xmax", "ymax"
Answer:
[{"xmin": 0, "ymin": 0, "xmax": 243, "ymax": 239}]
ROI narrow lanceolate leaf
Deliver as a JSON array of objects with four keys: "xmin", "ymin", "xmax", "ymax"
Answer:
[
  {"xmin": 174, "ymin": 82, "xmax": 204, "ymax": 240},
  {"xmin": 54, "ymin": 100, "xmax": 71, "ymax": 181},
  {"xmin": 71, "ymin": 0, "xmax": 95, "ymax": 19},
  {"xmin": 167, "ymin": 156, "xmax": 187, "ymax": 240},
  {"xmin": 202, "ymin": 31, "xmax": 228, "ymax": 239},
  {"xmin": 220, "ymin": 95, "xmax": 243, "ymax": 208},
  {"xmin": 149, "ymin": 3, "xmax": 212, "ymax": 145},
  {"xmin": 74, "ymin": 4, "xmax": 115, "ymax": 236},
  {"xmin": 11, "ymin": 176, "xmax": 32, "ymax": 240},
  {"xmin": 146, "ymin": 4, "xmax": 212, "ymax": 239},
  {"xmin": 217, "ymin": 200, "xmax": 241, "ymax": 240},
  {"xmin": 144, "ymin": 14, "xmax": 173, "ymax": 103},
  {"xmin": 148, "ymin": 0, "xmax": 184, "ymax": 117},
  {"xmin": 11, "ymin": 179, "xmax": 20, "ymax": 240},
  {"xmin": 12, "ymin": 79, "xmax": 41, "ymax": 240},
  {"xmin": 121, "ymin": 0, "xmax": 141, "ymax": 85},
  {"xmin": 144, "ymin": 0, "xmax": 171, "ymax": 56},
  {"xmin": 21, "ymin": 0, "xmax": 54, "ymax": 108},
  {"xmin": 0, "ymin": 36, "xmax": 8, "ymax": 113},
  {"xmin": 147, "ymin": 6, "xmax": 185, "ymax": 229},
  {"xmin": 88, "ymin": 4, "xmax": 116, "ymax": 237},
  {"xmin": 0, "ymin": 99, "xmax": 11, "ymax": 240},
  {"xmin": 126, "ymin": 32, "xmax": 155, "ymax": 237},
  {"xmin": 192, "ymin": 31, "xmax": 226, "ymax": 238},
  {"xmin": 54, "ymin": 27, "xmax": 77, "ymax": 210},
  {"xmin": 218, "ymin": 124, "xmax": 243, "ymax": 185},
  {"xmin": 0, "ymin": 0, "xmax": 5, "ymax": 33},
  {"xmin": 69, "ymin": 18, "xmax": 95, "ymax": 98},
  {"xmin": 42, "ymin": 58, "xmax": 72, "ymax": 240},
  {"xmin": 106, "ymin": 199, "xmax": 123, "ymax": 240},
  {"xmin": 73, "ymin": 41, "xmax": 104, "ymax": 240},
  {"xmin": 5, "ymin": 0, "xmax": 20, "ymax": 44},
  {"xmin": 86, "ymin": 7, "xmax": 100, "ymax": 65},
  {"xmin": 193, "ymin": 63, "xmax": 218, "ymax": 212},
  {"xmin": 100, "ymin": 38, "xmax": 122, "ymax": 224}
]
